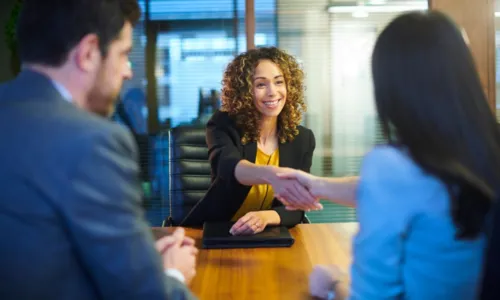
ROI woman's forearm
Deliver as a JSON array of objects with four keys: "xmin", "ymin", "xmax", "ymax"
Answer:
[
  {"xmin": 234, "ymin": 160, "xmax": 278, "ymax": 186},
  {"xmin": 315, "ymin": 176, "xmax": 359, "ymax": 208}
]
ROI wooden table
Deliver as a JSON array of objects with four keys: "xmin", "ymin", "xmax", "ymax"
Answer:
[{"xmin": 153, "ymin": 223, "xmax": 358, "ymax": 300}]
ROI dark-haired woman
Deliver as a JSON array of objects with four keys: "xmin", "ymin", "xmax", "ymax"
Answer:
[{"xmin": 279, "ymin": 11, "xmax": 500, "ymax": 299}]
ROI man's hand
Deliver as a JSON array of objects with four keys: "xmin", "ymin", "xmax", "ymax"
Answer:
[
  {"xmin": 155, "ymin": 229, "xmax": 195, "ymax": 252},
  {"xmin": 230, "ymin": 211, "xmax": 280, "ymax": 235},
  {"xmin": 309, "ymin": 264, "xmax": 344, "ymax": 299},
  {"xmin": 272, "ymin": 168, "xmax": 323, "ymax": 211},
  {"xmin": 156, "ymin": 228, "xmax": 198, "ymax": 284}
]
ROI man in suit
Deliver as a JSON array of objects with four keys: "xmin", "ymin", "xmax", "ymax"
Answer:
[{"xmin": 0, "ymin": 0, "xmax": 197, "ymax": 299}]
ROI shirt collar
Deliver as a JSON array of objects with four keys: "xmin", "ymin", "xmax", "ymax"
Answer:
[{"xmin": 50, "ymin": 79, "xmax": 73, "ymax": 102}]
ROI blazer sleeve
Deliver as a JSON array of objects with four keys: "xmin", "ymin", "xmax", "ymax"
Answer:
[
  {"xmin": 349, "ymin": 147, "xmax": 418, "ymax": 299},
  {"xmin": 206, "ymin": 114, "xmax": 243, "ymax": 185},
  {"xmin": 273, "ymin": 129, "xmax": 316, "ymax": 227},
  {"xmin": 60, "ymin": 127, "xmax": 196, "ymax": 300}
]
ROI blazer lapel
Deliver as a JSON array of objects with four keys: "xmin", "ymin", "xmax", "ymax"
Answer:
[
  {"xmin": 243, "ymin": 142, "xmax": 257, "ymax": 163},
  {"xmin": 242, "ymin": 140, "xmax": 294, "ymax": 167},
  {"xmin": 278, "ymin": 141, "xmax": 294, "ymax": 168}
]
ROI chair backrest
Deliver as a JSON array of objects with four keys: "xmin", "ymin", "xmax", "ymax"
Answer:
[{"xmin": 165, "ymin": 126, "xmax": 211, "ymax": 226}]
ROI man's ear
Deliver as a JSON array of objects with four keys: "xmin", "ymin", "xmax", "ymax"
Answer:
[{"xmin": 72, "ymin": 33, "xmax": 101, "ymax": 72}]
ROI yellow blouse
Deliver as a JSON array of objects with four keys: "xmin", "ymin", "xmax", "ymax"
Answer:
[{"xmin": 231, "ymin": 148, "xmax": 280, "ymax": 221}]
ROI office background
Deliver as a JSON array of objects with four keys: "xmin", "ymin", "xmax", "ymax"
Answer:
[{"xmin": 1, "ymin": 0, "xmax": 498, "ymax": 226}]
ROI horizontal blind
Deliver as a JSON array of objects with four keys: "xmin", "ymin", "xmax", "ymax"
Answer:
[
  {"xmin": 496, "ymin": 27, "xmax": 500, "ymax": 113},
  {"xmin": 277, "ymin": 0, "xmax": 428, "ymax": 223},
  {"xmin": 118, "ymin": 0, "xmax": 430, "ymax": 225},
  {"xmin": 136, "ymin": 0, "xmax": 278, "ymax": 128},
  {"xmin": 496, "ymin": 0, "xmax": 500, "ymax": 115},
  {"xmin": 118, "ymin": 0, "xmax": 277, "ymax": 225}
]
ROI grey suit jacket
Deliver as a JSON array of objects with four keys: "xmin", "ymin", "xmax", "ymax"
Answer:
[{"xmin": 0, "ymin": 70, "xmax": 196, "ymax": 300}]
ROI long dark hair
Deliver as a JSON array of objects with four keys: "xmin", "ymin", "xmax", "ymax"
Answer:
[{"xmin": 372, "ymin": 11, "xmax": 500, "ymax": 239}]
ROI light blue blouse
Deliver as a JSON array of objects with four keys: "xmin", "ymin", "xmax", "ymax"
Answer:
[{"xmin": 349, "ymin": 146, "xmax": 486, "ymax": 300}]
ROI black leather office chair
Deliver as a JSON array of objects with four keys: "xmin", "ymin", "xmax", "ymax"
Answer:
[{"xmin": 163, "ymin": 126, "xmax": 211, "ymax": 226}]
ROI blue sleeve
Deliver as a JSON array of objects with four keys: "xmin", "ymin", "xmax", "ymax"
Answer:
[{"xmin": 349, "ymin": 147, "xmax": 416, "ymax": 300}]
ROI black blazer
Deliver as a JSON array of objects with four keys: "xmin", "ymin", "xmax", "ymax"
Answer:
[{"xmin": 181, "ymin": 110, "xmax": 316, "ymax": 227}]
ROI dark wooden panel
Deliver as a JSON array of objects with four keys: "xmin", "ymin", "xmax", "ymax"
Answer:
[{"xmin": 429, "ymin": 0, "xmax": 496, "ymax": 110}]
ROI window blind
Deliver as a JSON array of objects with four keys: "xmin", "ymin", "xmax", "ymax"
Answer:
[
  {"xmin": 496, "ymin": 21, "xmax": 500, "ymax": 113},
  {"xmin": 119, "ymin": 0, "xmax": 429, "ymax": 225},
  {"xmin": 276, "ymin": 0, "xmax": 428, "ymax": 223},
  {"xmin": 120, "ymin": 0, "xmax": 277, "ymax": 225}
]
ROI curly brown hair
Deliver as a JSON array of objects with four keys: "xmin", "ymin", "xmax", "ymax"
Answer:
[{"xmin": 220, "ymin": 47, "xmax": 306, "ymax": 144}]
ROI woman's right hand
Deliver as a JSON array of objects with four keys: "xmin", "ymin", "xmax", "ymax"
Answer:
[
  {"xmin": 274, "ymin": 168, "xmax": 324, "ymax": 211},
  {"xmin": 269, "ymin": 168, "xmax": 322, "ymax": 211}
]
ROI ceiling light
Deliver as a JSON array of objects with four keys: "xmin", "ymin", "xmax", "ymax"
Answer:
[
  {"xmin": 369, "ymin": 0, "xmax": 387, "ymax": 4},
  {"xmin": 352, "ymin": 10, "xmax": 369, "ymax": 18},
  {"xmin": 328, "ymin": 4, "xmax": 427, "ymax": 13}
]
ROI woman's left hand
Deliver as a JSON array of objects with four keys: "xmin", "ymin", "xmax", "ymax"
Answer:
[
  {"xmin": 309, "ymin": 264, "xmax": 344, "ymax": 299},
  {"xmin": 230, "ymin": 211, "xmax": 272, "ymax": 235}
]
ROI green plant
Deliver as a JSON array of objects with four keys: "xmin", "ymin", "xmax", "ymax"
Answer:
[{"xmin": 4, "ymin": 0, "xmax": 24, "ymax": 75}]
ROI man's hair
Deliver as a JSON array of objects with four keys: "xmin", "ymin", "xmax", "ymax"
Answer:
[{"xmin": 17, "ymin": 0, "xmax": 141, "ymax": 66}]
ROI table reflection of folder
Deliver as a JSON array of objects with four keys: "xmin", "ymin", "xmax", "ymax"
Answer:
[{"xmin": 202, "ymin": 222, "xmax": 295, "ymax": 249}]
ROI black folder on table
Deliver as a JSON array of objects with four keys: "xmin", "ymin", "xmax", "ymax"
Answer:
[{"xmin": 202, "ymin": 222, "xmax": 295, "ymax": 249}]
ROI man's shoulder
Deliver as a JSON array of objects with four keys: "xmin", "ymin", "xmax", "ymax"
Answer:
[
  {"xmin": 0, "ymin": 77, "xmax": 17, "ymax": 101},
  {"xmin": 73, "ymin": 108, "xmax": 129, "ymax": 137},
  {"xmin": 34, "ymin": 102, "xmax": 136, "ymax": 162},
  {"xmin": 67, "ymin": 109, "xmax": 135, "ymax": 153}
]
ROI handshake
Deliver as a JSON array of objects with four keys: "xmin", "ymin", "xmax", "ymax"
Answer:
[{"xmin": 269, "ymin": 167, "xmax": 325, "ymax": 212}]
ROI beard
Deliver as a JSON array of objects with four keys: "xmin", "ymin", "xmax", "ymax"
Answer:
[
  {"xmin": 86, "ymin": 88, "xmax": 119, "ymax": 118},
  {"xmin": 86, "ymin": 71, "xmax": 121, "ymax": 118}
]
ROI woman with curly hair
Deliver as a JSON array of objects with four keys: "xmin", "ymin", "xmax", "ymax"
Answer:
[{"xmin": 181, "ymin": 47, "xmax": 322, "ymax": 235}]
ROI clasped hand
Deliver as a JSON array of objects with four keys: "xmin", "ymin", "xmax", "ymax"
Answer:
[
  {"xmin": 231, "ymin": 167, "xmax": 323, "ymax": 236},
  {"xmin": 271, "ymin": 167, "xmax": 323, "ymax": 212},
  {"xmin": 155, "ymin": 228, "xmax": 198, "ymax": 284}
]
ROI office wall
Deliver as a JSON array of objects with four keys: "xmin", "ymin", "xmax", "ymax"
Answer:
[
  {"xmin": 277, "ymin": 0, "xmax": 331, "ymax": 177},
  {"xmin": 0, "ymin": 0, "xmax": 17, "ymax": 82},
  {"xmin": 429, "ymin": 0, "xmax": 496, "ymax": 110}
]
